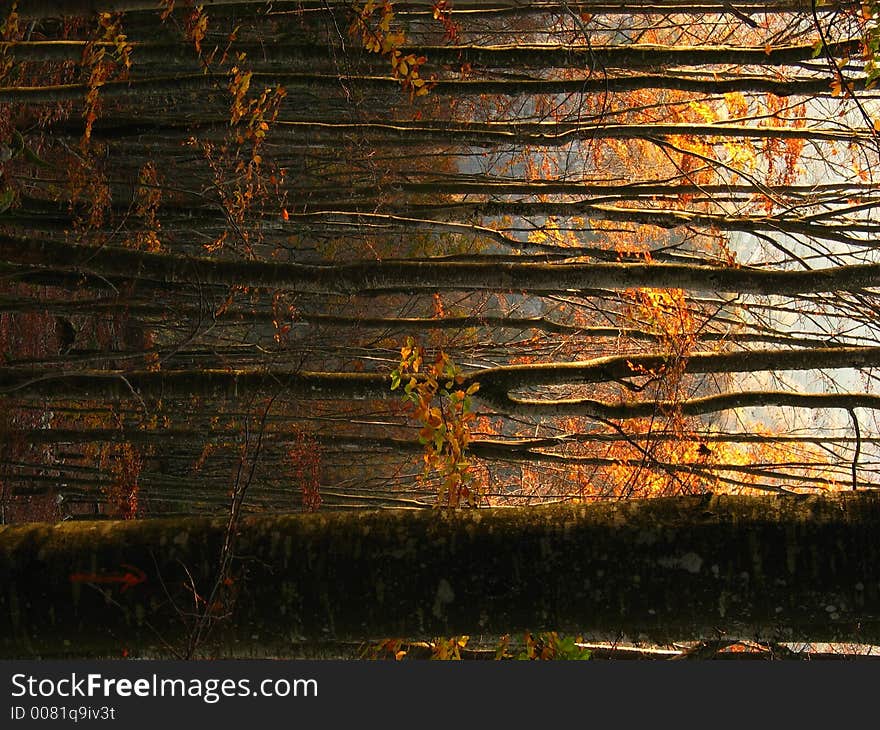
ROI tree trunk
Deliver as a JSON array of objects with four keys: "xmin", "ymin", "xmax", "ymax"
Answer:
[
  {"xmin": 0, "ymin": 71, "xmax": 857, "ymax": 103},
  {"xmin": 13, "ymin": 0, "xmax": 849, "ymax": 19},
  {"xmin": 3, "ymin": 40, "xmax": 861, "ymax": 69},
  {"xmin": 3, "ymin": 346, "xmax": 880, "ymax": 402},
  {"xmin": 4, "ymin": 235, "xmax": 880, "ymax": 295},
  {"xmin": 1, "ymin": 494, "xmax": 879, "ymax": 657},
  {"xmin": 75, "ymin": 117, "xmax": 878, "ymax": 147}
]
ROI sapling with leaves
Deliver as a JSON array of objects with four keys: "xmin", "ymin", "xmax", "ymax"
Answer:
[{"xmin": 391, "ymin": 336, "xmax": 480, "ymax": 507}]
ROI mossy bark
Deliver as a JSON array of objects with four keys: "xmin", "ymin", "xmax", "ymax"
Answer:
[{"xmin": 1, "ymin": 494, "xmax": 879, "ymax": 658}]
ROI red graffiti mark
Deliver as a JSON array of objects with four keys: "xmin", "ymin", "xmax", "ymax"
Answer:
[{"xmin": 69, "ymin": 564, "xmax": 147, "ymax": 592}]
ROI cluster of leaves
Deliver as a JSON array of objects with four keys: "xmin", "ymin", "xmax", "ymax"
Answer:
[
  {"xmin": 66, "ymin": 145, "xmax": 112, "ymax": 235},
  {"xmin": 830, "ymin": 3, "xmax": 875, "ymax": 95},
  {"xmin": 759, "ymin": 96, "xmax": 807, "ymax": 187},
  {"xmin": 63, "ymin": 14, "xmax": 133, "ymax": 236},
  {"xmin": 361, "ymin": 638, "xmax": 411, "ymax": 660},
  {"xmin": 0, "ymin": 1, "xmax": 20, "ymax": 83},
  {"xmin": 189, "ymin": 54, "xmax": 287, "ymax": 255},
  {"xmin": 96, "ymin": 442, "xmax": 143, "ymax": 519},
  {"xmin": 157, "ymin": 7, "xmax": 288, "ymax": 257},
  {"xmin": 391, "ymin": 337, "xmax": 480, "ymax": 507},
  {"xmin": 624, "ymin": 287, "xmax": 697, "ymax": 359},
  {"xmin": 431, "ymin": 0, "xmax": 460, "ymax": 43},
  {"xmin": 430, "ymin": 634, "xmax": 470, "ymax": 659},
  {"xmin": 131, "ymin": 162, "xmax": 163, "ymax": 252},
  {"xmin": 81, "ymin": 13, "xmax": 133, "ymax": 145},
  {"xmin": 227, "ymin": 55, "xmax": 287, "ymax": 136},
  {"xmin": 162, "ymin": 1, "xmax": 244, "ymax": 70},
  {"xmin": 1, "ymin": 8, "xmax": 80, "ymax": 128},
  {"xmin": 610, "ymin": 287, "xmax": 710, "ymax": 496},
  {"xmin": 287, "ymin": 427, "xmax": 322, "ymax": 512},
  {"xmin": 349, "ymin": 0, "xmax": 431, "ymax": 97},
  {"xmin": 0, "ymin": 29, "xmax": 77, "ymax": 230},
  {"xmin": 365, "ymin": 632, "xmax": 590, "ymax": 660},
  {"xmin": 183, "ymin": 4, "xmax": 209, "ymax": 56},
  {"xmin": 364, "ymin": 635, "xmax": 471, "ymax": 660},
  {"xmin": 0, "ymin": 304, "xmax": 65, "ymax": 521},
  {"xmin": 506, "ymin": 632, "xmax": 592, "ymax": 661},
  {"xmin": 195, "ymin": 85, "xmax": 286, "ymax": 255},
  {"xmin": 271, "ymin": 291, "xmax": 297, "ymax": 345}
]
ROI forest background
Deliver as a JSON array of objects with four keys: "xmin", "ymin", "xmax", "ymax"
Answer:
[{"xmin": 1, "ymin": 0, "xmax": 880, "ymax": 659}]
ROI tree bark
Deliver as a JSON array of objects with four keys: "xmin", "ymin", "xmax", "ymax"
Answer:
[
  {"xmin": 490, "ymin": 389, "xmax": 880, "ymax": 418},
  {"xmin": 276, "ymin": 120, "xmax": 874, "ymax": 147},
  {"xmin": 3, "ymin": 346, "xmax": 880, "ymax": 401},
  {"xmin": 3, "ymin": 40, "xmax": 861, "ymax": 69},
  {"xmin": 378, "ymin": 202, "xmax": 868, "ymax": 246},
  {"xmin": 77, "ymin": 117, "xmax": 878, "ymax": 147},
  {"xmin": 1, "ymin": 494, "xmax": 879, "ymax": 657},
  {"xmin": 0, "ymin": 71, "xmax": 858, "ymax": 103},
  {"xmin": 13, "ymin": 0, "xmax": 850, "ymax": 19},
  {"xmin": 4, "ymin": 235, "xmax": 880, "ymax": 295}
]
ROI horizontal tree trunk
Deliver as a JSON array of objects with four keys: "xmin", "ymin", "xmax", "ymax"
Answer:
[
  {"xmin": 13, "ymin": 0, "xmax": 850, "ymax": 19},
  {"xmin": 77, "ymin": 117, "xmax": 879, "ymax": 148},
  {"xmin": 4, "ymin": 428, "xmax": 864, "ymax": 491},
  {"xmin": 0, "ymin": 71, "xmax": 858, "ymax": 103},
  {"xmin": 271, "ymin": 120, "xmax": 873, "ymax": 148},
  {"xmin": 10, "ymin": 426, "xmax": 880, "ymax": 449},
  {"xmin": 2, "ymin": 346, "xmax": 880, "ymax": 402},
  {"xmin": 492, "ymin": 389, "xmax": 880, "ymax": 418},
  {"xmin": 2, "ymin": 40, "xmax": 860, "ymax": 68},
  {"xmin": 379, "ymin": 202, "xmax": 865, "ymax": 245},
  {"xmin": 4, "ymin": 235, "xmax": 880, "ymax": 295},
  {"xmin": 1, "ymin": 494, "xmax": 878, "ymax": 657},
  {"xmin": 277, "ymin": 180, "xmax": 880, "ymax": 211}
]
